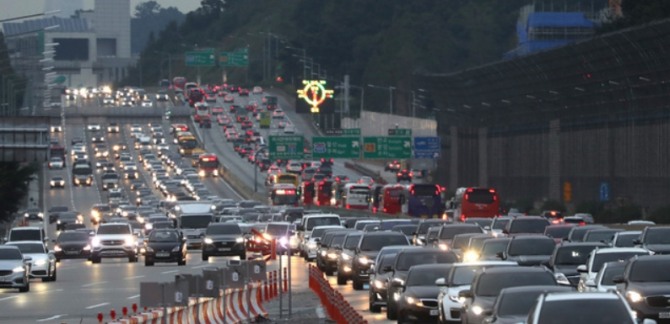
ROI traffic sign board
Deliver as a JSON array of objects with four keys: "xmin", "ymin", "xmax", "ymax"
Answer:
[
  {"xmin": 324, "ymin": 128, "xmax": 361, "ymax": 136},
  {"xmin": 269, "ymin": 135, "xmax": 304, "ymax": 160},
  {"xmin": 312, "ymin": 136, "xmax": 361, "ymax": 159},
  {"xmin": 388, "ymin": 128, "xmax": 412, "ymax": 136},
  {"xmin": 362, "ymin": 136, "xmax": 412, "ymax": 159},
  {"xmin": 414, "ymin": 136, "xmax": 441, "ymax": 158},
  {"xmin": 219, "ymin": 48, "xmax": 248, "ymax": 67},
  {"xmin": 185, "ymin": 50, "xmax": 216, "ymax": 67}
]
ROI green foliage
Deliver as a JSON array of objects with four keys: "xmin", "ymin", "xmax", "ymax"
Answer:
[
  {"xmin": 647, "ymin": 205, "xmax": 670, "ymax": 224},
  {"xmin": 131, "ymin": 2, "xmax": 185, "ymax": 55},
  {"xmin": 0, "ymin": 162, "xmax": 37, "ymax": 223}
]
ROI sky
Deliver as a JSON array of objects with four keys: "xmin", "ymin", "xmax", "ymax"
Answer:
[{"xmin": 0, "ymin": 0, "xmax": 202, "ymax": 22}]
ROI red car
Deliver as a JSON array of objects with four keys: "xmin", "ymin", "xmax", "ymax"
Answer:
[
  {"xmin": 241, "ymin": 120, "xmax": 253, "ymax": 129},
  {"xmin": 238, "ymin": 88, "xmax": 250, "ymax": 96},
  {"xmin": 211, "ymin": 106, "xmax": 224, "ymax": 115}
]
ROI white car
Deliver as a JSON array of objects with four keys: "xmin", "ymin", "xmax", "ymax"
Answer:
[
  {"xmin": 252, "ymin": 86, "xmax": 263, "ymax": 94},
  {"xmin": 580, "ymin": 261, "xmax": 626, "ymax": 292},
  {"xmin": 436, "ymin": 261, "xmax": 518, "ymax": 324},
  {"xmin": 107, "ymin": 123, "xmax": 120, "ymax": 133},
  {"xmin": 87, "ymin": 124, "xmax": 101, "ymax": 131},
  {"xmin": 130, "ymin": 124, "xmax": 142, "ymax": 133},
  {"xmin": 49, "ymin": 176, "xmax": 65, "ymax": 189},
  {"xmin": 5, "ymin": 241, "xmax": 57, "ymax": 282},
  {"xmin": 156, "ymin": 143, "xmax": 169, "ymax": 151},
  {"xmin": 576, "ymin": 247, "xmax": 651, "ymax": 292},
  {"xmin": 141, "ymin": 99, "xmax": 153, "ymax": 107},
  {"xmin": 48, "ymin": 157, "xmax": 64, "ymax": 169}
]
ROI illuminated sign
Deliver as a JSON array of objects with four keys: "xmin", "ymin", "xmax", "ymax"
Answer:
[{"xmin": 297, "ymin": 80, "xmax": 334, "ymax": 113}]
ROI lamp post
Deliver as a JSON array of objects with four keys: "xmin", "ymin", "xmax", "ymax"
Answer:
[{"xmin": 367, "ymin": 84, "xmax": 395, "ymax": 115}]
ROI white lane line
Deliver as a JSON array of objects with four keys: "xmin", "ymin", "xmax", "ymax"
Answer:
[
  {"xmin": 190, "ymin": 264, "xmax": 213, "ymax": 269},
  {"xmin": 126, "ymin": 275, "xmax": 145, "ymax": 280},
  {"xmin": 85, "ymin": 302, "xmax": 110, "ymax": 310},
  {"xmin": 161, "ymin": 270, "xmax": 179, "ymax": 274},
  {"xmin": 37, "ymin": 314, "xmax": 67, "ymax": 322},
  {"xmin": 81, "ymin": 281, "xmax": 108, "ymax": 288},
  {"xmin": 0, "ymin": 295, "xmax": 18, "ymax": 302},
  {"xmin": 127, "ymin": 294, "xmax": 140, "ymax": 300}
]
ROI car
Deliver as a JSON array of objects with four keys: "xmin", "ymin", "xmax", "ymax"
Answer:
[
  {"xmin": 336, "ymin": 231, "xmax": 364, "ymax": 285},
  {"xmin": 315, "ymin": 230, "xmax": 355, "ymax": 275},
  {"xmin": 498, "ymin": 235, "xmax": 556, "ymax": 266},
  {"xmin": 544, "ymin": 224, "xmax": 576, "ymax": 243},
  {"xmin": 459, "ymin": 266, "xmax": 557, "ymax": 324},
  {"xmin": 301, "ymin": 225, "xmax": 344, "ymax": 262},
  {"xmin": 238, "ymin": 88, "xmax": 250, "ymax": 96},
  {"xmin": 367, "ymin": 249, "xmax": 404, "ymax": 313},
  {"xmin": 252, "ymin": 86, "xmax": 263, "ymax": 94},
  {"xmin": 576, "ymin": 247, "xmax": 651, "ymax": 292},
  {"xmin": 223, "ymin": 94, "xmax": 235, "ymax": 103},
  {"xmin": 53, "ymin": 230, "xmax": 92, "ymax": 261},
  {"xmin": 130, "ymin": 124, "xmax": 142, "ymax": 133},
  {"xmin": 546, "ymin": 242, "xmax": 607, "ymax": 287},
  {"xmin": 5, "ymin": 241, "xmax": 56, "ymax": 282},
  {"xmin": 485, "ymin": 285, "xmax": 575, "ymax": 324},
  {"xmin": 272, "ymin": 109, "xmax": 285, "ymax": 119},
  {"xmin": 527, "ymin": 291, "xmax": 646, "ymax": 324},
  {"xmin": 143, "ymin": 229, "xmax": 187, "ymax": 266},
  {"xmin": 634, "ymin": 226, "xmax": 670, "ymax": 254},
  {"xmin": 503, "ymin": 216, "xmax": 550, "ymax": 235},
  {"xmin": 48, "ymin": 206, "xmax": 68, "ymax": 224},
  {"xmin": 50, "ymin": 125, "xmax": 63, "ymax": 133},
  {"xmin": 107, "ymin": 123, "xmax": 120, "ymax": 133},
  {"xmin": 201, "ymin": 223, "xmax": 246, "ymax": 261},
  {"xmin": 87, "ymin": 123, "xmax": 101, "ymax": 131},
  {"xmin": 396, "ymin": 169, "xmax": 413, "ymax": 182},
  {"xmin": 90, "ymin": 222, "xmax": 138, "ymax": 263},
  {"xmin": 385, "ymin": 160, "xmax": 401, "ymax": 172},
  {"xmin": 396, "ymin": 264, "xmax": 456, "ymax": 323},
  {"xmin": 435, "ymin": 224, "xmax": 485, "ymax": 250},
  {"xmin": 385, "ymin": 247, "xmax": 458, "ymax": 320},
  {"xmin": 351, "ymin": 231, "xmax": 411, "ymax": 290},
  {"xmin": 48, "ymin": 157, "xmax": 64, "ymax": 169},
  {"xmin": 566, "ymin": 225, "xmax": 607, "ymax": 242},
  {"xmin": 155, "ymin": 92, "xmax": 169, "ymax": 102},
  {"xmin": 56, "ymin": 211, "xmax": 84, "ymax": 231},
  {"xmin": 357, "ymin": 176, "xmax": 375, "ymax": 186},
  {"xmin": 582, "ymin": 227, "xmax": 624, "ymax": 244},
  {"xmin": 413, "ymin": 219, "xmax": 450, "ymax": 246},
  {"xmin": 0, "ymin": 246, "xmax": 31, "ymax": 292},
  {"xmin": 6, "ymin": 226, "xmax": 47, "ymax": 243},
  {"xmin": 611, "ymin": 230, "xmax": 641, "ymax": 248},
  {"xmin": 580, "ymin": 260, "xmax": 626, "ymax": 293},
  {"xmin": 436, "ymin": 261, "xmax": 519, "ymax": 324},
  {"xmin": 141, "ymin": 98, "xmax": 153, "ymax": 107},
  {"xmin": 91, "ymin": 131, "xmax": 105, "ymax": 143},
  {"xmin": 49, "ymin": 176, "xmax": 65, "ymax": 189}
]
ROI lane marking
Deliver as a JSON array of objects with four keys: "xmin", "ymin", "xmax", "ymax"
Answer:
[
  {"xmin": 126, "ymin": 275, "xmax": 145, "ymax": 280},
  {"xmin": 81, "ymin": 281, "xmax": 108, "ymax": 288},
  {"xmin": 127, "ymin": 294, "xmax": 140, "ymax": 300},
  {"xmin": 85, "ymin": 302, "xmax": 110, "ymax": 310},
  {"xmin": 0, "ymin": 295, "xmax": 18, "ymax": 302},
  {"xmin": 190, "ymin": 264, "xmax": 213, "ymax": 269},
  {"xmin": 161, "ymin": 270, "xmax": 179, "ymax": 274},
  {"xmin": 37, "ymin": 314, "xmax": 67, "ymax": 322}
]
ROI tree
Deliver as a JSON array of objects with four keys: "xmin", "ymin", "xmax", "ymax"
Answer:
[
  {"xmin": 135, "ymin": 1, "xmax": 162, "ymax": 19},
  {"xmin": 0, "ymin": 162, "xmax": 37, "ymax": 223}
]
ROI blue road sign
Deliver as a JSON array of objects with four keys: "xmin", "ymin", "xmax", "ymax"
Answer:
[
  {"xmin": 413, "ymin": 136, "xmax": 441, "ymax": 158},
  {"xmin": 599, "ymin": 181, "xmax": 610, "ymax": 202}
]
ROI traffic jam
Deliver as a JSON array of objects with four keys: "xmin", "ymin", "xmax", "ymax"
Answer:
[{"xmin": 12, "ymin": 78, "xmax": 667, "ymax": 324}]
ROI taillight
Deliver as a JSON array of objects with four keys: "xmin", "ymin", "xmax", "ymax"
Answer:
[{"xmin": 460, "ymin": 214, "xmax": 466, "ymax": 222}]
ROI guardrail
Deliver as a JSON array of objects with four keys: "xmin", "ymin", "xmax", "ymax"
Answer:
[{"xmin": 308, "ymin": 264, "xmax": 366, "ymax": 324}]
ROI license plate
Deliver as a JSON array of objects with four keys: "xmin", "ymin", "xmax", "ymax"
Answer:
[
  {"xmin": 430, "ymin": 309, "xmax": 439, "ymax": 316},
  {"xmin": 659, "ymin": 312, "xmax": 670, "ymax": 319},
  {"xmin": 156, "ymin": 252, "xmax": 170, "ymax": 257},
  {"xmin": 65, "ymin": 251, "xmax": 79, "ymax": 255},
  {"xmin": 218, "ymin": 248, "xmax": 231, "ymax": 251}
]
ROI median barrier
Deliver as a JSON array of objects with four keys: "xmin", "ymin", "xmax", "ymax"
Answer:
[{"xmin": 308, "ymin": 264, "xmax": 367, "ymax": 324}]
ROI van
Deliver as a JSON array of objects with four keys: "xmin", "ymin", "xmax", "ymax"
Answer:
[
  {"xmin": 6, "ymin": 227, "xmax": 47, "ymax": 243},
  {"xmin": 297, "ymin": 213, "xmax": 341, "ymax": 244}
]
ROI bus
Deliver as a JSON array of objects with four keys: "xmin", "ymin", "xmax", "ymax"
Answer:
[
  {"xmin": 314, "ymin": 180, "xmax": 334, "ymax": 206},
  {"xmin": 452, "ymin": 187, "xmax": 500, "ymax": 222},
  {"xmin": 379, "ymin": 184, "xmax": 405, "ymax": 215},
  {"xmin": 178, "ymin": 135, "xmax": 198, "ymax": 156},
  {"xmin": 341, "ymin": 183, "xmax": 370, "ymax": 210},
  {"xmin": 270, "ymin": 184, "xmax": 299, "ymax": 206},
  {"xmin": 275, "ymin": 173, "xmax": 299, "ymax": 187},
  {"xmin": 407, "ymin": 184, "xmax": 445, "ymax": 218},
  {"xmin": 49, "ymin": 143, "xmax": 66, "ymax": 162},
  {"xmin": 197, "ymin": 153, "xmax": 219, "ymax": 177},
  {"xmin": 259, "ymin": 111, "xmax": 271, "ymax": 129}
]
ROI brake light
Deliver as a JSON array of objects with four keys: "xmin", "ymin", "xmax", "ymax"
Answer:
[
  {"xmin": 460, "ymin": 214, "xmax": 466, "ymax": 222},
  {"xmin": 346, "ymin": 204, "xmax": 350, "ymax": 209},
  {"xmin": 466, "ymin": 188, "xmax": 473, "ymax": 193}
]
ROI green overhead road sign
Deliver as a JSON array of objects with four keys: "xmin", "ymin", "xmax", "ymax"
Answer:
[
  {"xmin": 185, "ymin": 50, "xmax": 216, "ymax": 67},
  {"xmin": 324, "ymin": 128, "xmax": 361, "ymax": 136},
  {"xmin": 312, "ymin": 136, "xmax": 361, "ymax": 159},
  {"xmin": 269, "ymin": 135, "xmax": 304, "ymax": 160},
  {"xmin": 219, "ymin": 48, "xmax": 249, "ymax": 67},
  {"xmin": 362, "ymin": 136, "xmax": 412, "ymax": 159},
  {"xmin": 388, "ymin": 128, "xmax": 412, "ymax": 136}
]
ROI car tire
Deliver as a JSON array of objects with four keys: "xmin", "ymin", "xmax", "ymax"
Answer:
[
  {"xmin": 337, "ymin": 273, "xmax": 347, "ymax": 285},
  {"xmin": 352, "ymin": 279, "xmax": 364, "ymax": 291},
  {"xmin": 91, "ymin": 256, "xmax": 101, "ymax": 264},
  {"xmin": 145, "ymin": 260, "xmax": 154, "ymax": 266},
  {"xmin": 50, "ymin": 268, "xmax": 57, "ymax": 282},
  {"xmin": 386, "ymin": 300, "xmax": 398, "ymax": 320},
  {"xmin": 129, "ymin": 255, "xmax": 138, "ymax": 263},
  {"xmin": 178, "ymin": 260, "xmax": 186, "ymax": 266},
  {"xmin": 18, "ymin": 282, "xmax": 29, "ymax": 293},
  {"xmin": 202, "ymin": 254, "xmax": 209, "ymax": 261},
  {"xmin": 369, "ymin": 298, "xmax": 381, "ymax": 313},
  {"xmin": 239, "ymin": 252, "xmax": 246, "ymax": 260}
]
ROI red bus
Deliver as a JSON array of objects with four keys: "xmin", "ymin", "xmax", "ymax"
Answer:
[
  {"xmin": 379, "ymin": 184, "xmax": 405, "ymax": 215},
  {"xmin": 314, "ymin": 180, "xmax": 334, "ymax": 206},
  {"xmin": 452, "ymin": 187, "xmax": 500, "ymax": 221},
  {"xmin": 197, "ymin": 153, "xmax": 219, "ymax": 177},
  {"xmin": 301, "ymin": 181, "xmax": 315, "ymax": 206}
]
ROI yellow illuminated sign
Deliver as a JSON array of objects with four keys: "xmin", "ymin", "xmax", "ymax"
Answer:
[{"xmin": 297, "ymin": 80, "xmax": 334, "ymax": 113}]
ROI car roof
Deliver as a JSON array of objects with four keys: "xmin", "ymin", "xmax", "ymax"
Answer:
[
  {"xmin": 361, "ymin": 231, "xmax": 406, "ymax": 237},
  {"xmin": 452, "ymin": 260, "xmax": 519, "ymax": 267},
  {"xmin": 480, "ymin": 265, "xmax": 550, "ymax": 275},
  {"xmin": 408, "ymin": 263, "xmax": 455, "ymax": 271},
  {"xmin": 499, "ymin": 285, "xmax": 573, "ymax": 295},
  {"xmin": 592, "ymin": 247, "xmax": 650, "ymax": 254},
  {"xmin": 10, "ymin": 227, "xmax": 42, "ymax": 231},
  {"xmin": 6, "ymin": 240, "xmax": 44, "ymax": 245},
  {"xmin": 556, "ymin": 241, "xmax": 608, "ymax": 248},
  {"xmin": 542, "ymin": 291, "xmax": 620, "ymax": 301}
]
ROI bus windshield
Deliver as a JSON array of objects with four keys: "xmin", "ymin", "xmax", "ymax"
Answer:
[
  {"xmin": 411, "ymin": 184, "xmax": 440, "ymax": 197},
  {"xmin": 179, "ymin": 139, "xmax": 197, "ymax": 149}
]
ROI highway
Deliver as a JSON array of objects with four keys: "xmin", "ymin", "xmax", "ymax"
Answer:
[{"xmin": 0, "ymin": 87, "xmax": 370, "ymax": 323}]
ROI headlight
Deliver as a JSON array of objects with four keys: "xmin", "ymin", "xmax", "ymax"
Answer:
[
  {"xmin": 448, "ymin": 294, "xmax": 463, "ymax": 303},
  {"xmin": 327, "ymin": 252, "xmax": 338, "ymax": 259},
  {"xmin": 472, "ymin": 305, "xmax": 484, "ymax": 316},
  {"xmin": 83, "ymin": 245, "xmax": 91, "ymax": 251},
  {"xmin": 124, "ymin": 237, "xmax": 135, "ymax": 247},
  {"xmin": 213, "ymin": 170, "xmax": 218, "ymax": 176},
  {"xmin": 555, "ymin": 273, "xmax": 570, "ymax": 286},
  {"xmin": 279, "ymin": 236, "xmax": 288, "ymax": 246},
  {"xmin": 627, "ymin": 291, "xmax": 644, "ymax": 303},
  {"xmin": 34, "ymin": 259, "xmax": 47, "ymax": 267},
  {"xmin": 92, "ymin": 237, "xmax": 101, "ymax": 247},
  {"xmin": 342, "ymin": 254, "xmax": 351, "ymax": 261},
  {"xmin": 439, "ymin": 243, "xmax": 449, "ymax": 251},
  {"xmin": 198, "ymin": 170, "xmax": 206, "ymax": 177},
  {"xmin": 406, "ymin": 296, "xmax": 422, "ymax": 306},
  {"xmin": 358, "ymin": 256, "xmax": 370, "ymax": 265},
  {"xmin": 236, "ymin": 237, "xmax": 245, "ymax": 243},
  {"xmin": 393, "ymin": 292, "xmax": 401, "ymax": 301},
  {"xmin": 54, "ymin": 245, "xmax": 62, "ymax": 252},
  {"xmin": 57, "ymin": 220, "xmax": 61, "ymax": 224},
  {"xmin": 145, "ymin": 223, "xmax": 153, "ymax": 230},
  {"xmin": 204, "ymin": 238, "xmax": 214, "ymax": 245},
  {"xmin": 462, "ymin": 250, "xmax": 479, "ymax": 262},
  {"xmin": 307, "ymin": 242, "xmax": 317, "ymax": 249},
  {"xmin": 12, "ymin": 266, "xmax": 24, "ymax": 273},
  {"xmin": 50, "ymin": 181, "xmax": 56, "ymax": 186},
  {"xmin": 23, "ymin": 213, "xmax": 29, "ymax": 218},
  {"xmin": 373, "ymin": 279, "xmax": 385, "ymax": 290},
  {"xmin": 38, "ymin": 212, "xmax": 44, "ymax": 218}
]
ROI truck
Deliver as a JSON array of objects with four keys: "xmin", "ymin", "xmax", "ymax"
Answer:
[
  {"xmin": 264, "ymin": 96, "xmax": 278, "ymax": 111},
  {"xmin": 259, "ymin": 111, "xmax": 271, "ymax": 129},
  {"xmin": 169, "ymin": 202, "xmax": 216, "ymax": 249}
]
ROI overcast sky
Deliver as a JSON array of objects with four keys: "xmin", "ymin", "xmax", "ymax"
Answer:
[{"xmin": 0, "ymin": 0, "xmax": 201, "ymax": 22}]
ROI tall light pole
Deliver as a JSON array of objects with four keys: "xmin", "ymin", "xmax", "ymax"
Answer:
[{"xmin": 367, "ymin": 84, "xmax": 395, "ymax": 115}]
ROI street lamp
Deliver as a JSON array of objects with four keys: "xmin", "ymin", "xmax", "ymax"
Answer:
[{"xmin": 367, "ymin": 84, "xmax": 395, "ymax": 115}]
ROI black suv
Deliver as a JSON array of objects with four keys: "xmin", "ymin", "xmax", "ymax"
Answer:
[
  {"xmin": 316, "ymin": 230, "xmax": 353, "ymax": 276},
  {"xmin": 201, "ymin": 223, "xmax": 246, "ymax": 261},
  {"xmin": 351, "ymin": 232, "xmax": 410, "ymax": 290}
]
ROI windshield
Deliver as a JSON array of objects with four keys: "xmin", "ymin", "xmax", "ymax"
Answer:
[
  {"xmin": 481, "ymin": 239, "xmax": 511, "ymax": 257},
  {"xmin": 476, "ymin": 272, "xmax": 555, "ymax": 296},
  {"xmin": 439, "ymin": 226, "xmax": 483, "ymax": 240},
  {"xmin": 11, "ymin": 243, "xmax": 46, "ymax": 254},
  {"xmin": 406, "ymin": 266, "xmax": 452, "ymax": 286},
  {"xmin": 644, "ymin": 229, "xmax": 670, "ymax": 244},
  {"xmin": 344, "ymin": 234, "xmax": 363, "ymax": 249},
  {"xmin": 265, "ymin": 224, "xmax": 289, "ymax": 236},
  {"xmin": 377, "ymin": 254, "xmax": 397, "ymax": 274},
  {"xmin": 179, "ymin": 139, "xmax": 197, "ymax": 149},
  {"xmin": 359, "ymin": 235, "xmax": 408, "ymax": 252},
  {"xmin": 537, "ymin": 299, "xmax": 630, "ymax": 324},
  {"xmin": 554, "ymin": 245, "xmax": 600, "ymax": 265},
  {"xmin": 57, "ymin": 232, "xmax": 89, "ymax": 242},
  {"xmin": 452, "ymin": 235, "xmax": 475, "ymax": 250},
  {"xmin": 411, "ymin": 184, "xmax": 439, "ymax": 197},
  {"xmin": 180, "ymin": 215, "xmax": 213, "ymax": 229},
  {"xmin": 9, "ymin": 230, "xmax": 42, "ymax": 241},
  {"xmin": 396, "ymin": 251, "xmax": 456, "ymax": 271},
  {"xmin": 393, "ymin": 225, "xmax": 417, "ymax": 236},
  {"xmin": 355, "ymin": 221, "xmax": 380, "ymax": 231},
  {"xmin": 592, "ymin": 252, "xmax": 648, "ymax": 272},
  {"xmin": 545, "ymin": 227, "xmax": 573, "ymax": 239},
  {"xmin": 630, "ymin": 259, "xmax": 670, "ymax": 282},
  {"xmin": 492, "ymin": 218, "xmax": 510, "ymax": 230},
  {"xmin": 199, "ymin": 160, "xmax": 219, "ymax": 168},
  {"xmin": 331, "ymin": 234, "xmax": 347, "ymax": 247},
  {"xmin": 149, "ymin": 231, "xmax": 180, "ymax": 242},
  {"xmin": 507, "ymin": 238, "xmax": 556, "ymax": 256},
  {"xmin": 73, "ymin": 166, "xmax": 92, "ymax": 175},
  {"xmin": 306, "ymin": 217, "xmax": 340, "ymax": 231},
  {"xmin": 614, "ymin": 233, "xmax": 639, "ymax": 247},
  {"xmin": 509, "ymin": 219, "xmax": 549, "ymax": 234},
  {"xmin": 0, "ymin": 249, "xmax": 22, "ymax": 260},
  {"xmin": 584, "ymin": 231, "xmax": 619, "ymax": 243},
  {"xmin": 206, "ymin": 224, "xmax": 241, "ymax": 235},
  {"xmin": 97, "ymin": 224, "xmax": 131, "ymax": 235},
  {"xmin": 464, "ymin": 188, "xmax": 495, "ymax": 203},
  {"xmin": 498, "ymin": 290, "xmax": 550, "ymax": 316},
  {"xmin": 417, "ymin": 221, "xmax": 448, "ymax": 235}
]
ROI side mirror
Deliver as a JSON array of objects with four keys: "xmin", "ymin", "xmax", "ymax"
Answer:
[
  {"xmin": 576, "ymin": 265, "xmax": 588, "ymax": 273},
  {"xmin": 383, "ymin": 265, "xmax": 393, "ymax": 273},
  {"xmin": 23, "ymin": 256, "xmax": 33, "ymax": 262},
  {"xmin": 496, "ymin": 251, "xmax": 506, "ymax": 260},
  {"xmin": 435, "ymin": 278, "xmax": 446, "ymax": 287},
  {"xmin": 612, "ymin": 275, "xmax": 625, "ymax": 284},
  {"xmin": 458, "ymin": 290, "xmax": 473, "ymax": 299},
  {"xmin": 633, "ymin": 239, "xmax": 641, "ymax": 245}
]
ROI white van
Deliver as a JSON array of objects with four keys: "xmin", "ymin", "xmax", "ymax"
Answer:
[{"xmin": 297, "ymin": 213, "xmax": 341, "ymax": 253}]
